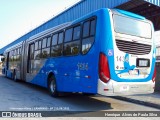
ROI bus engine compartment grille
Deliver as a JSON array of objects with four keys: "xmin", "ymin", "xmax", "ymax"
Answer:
[{"xmin": 116, "ymin": 39, "xmax": 151, "ymax": 55}]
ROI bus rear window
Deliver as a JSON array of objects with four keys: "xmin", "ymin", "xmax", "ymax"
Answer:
[{"xmin": 113, "ymin": 14, "xmax": 152, "ymax": 38}]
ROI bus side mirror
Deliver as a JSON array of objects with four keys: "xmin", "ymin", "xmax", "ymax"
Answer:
[{"xmin": 1, "ymin": 58, "xmax": 5, "ymax": 62}]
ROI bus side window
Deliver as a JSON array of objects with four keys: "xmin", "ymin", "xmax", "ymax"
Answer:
[
  {"xmin": 12, "ymin": 50, "xmax": 14, "ymax": 62},
  {"xmin": 83, "ymin": 21, "xmax": 90, "ymax": 38},
  {"xmin": 41, "ymin": 38, "xmax": 50, "ymax": 58},
  {"xmin": 64, "ymin": 26, "xmax": 80, "ymax": 56},
  {"xmin": 35, "ymin": 41, "xmax": 38, "ymax": 50},
  {"xmin": 64, "ymin": 28, "xmax": 73, "ymax": 42},
  {"xmin": 8, "ymin": 51, "xmax": 11, "ymax": 69},
  {"xmin": 30, "ymin": 44, "xmax": 35, "ymax": 60},
  {"xmin": 27, "ymin": 43, "xmax": 34, "ymax": 73},
  {"xmin": 17, "ymin": 48, "xmax": 19, "ymax": 55},
  {"xmin": 13, "ymin": 49, "xmax": 16, "ymax": 62},
  {"xmin": 58, "ymin": 32, "xmax": 63, "ymax": 44},
  {"xmin": 73, "ymin": 26, "xmax": 81, "ymax": 40},
  {"xmin": 9, "ymin": 51, "xmax": 12, "ymax": 63},
  {"xmin": 51, "ymin": 32, "xmax": 63, "ymax": 57},
  {"xmin": 12, "ymin": 50, "xmax": 14, "ymax": 67},
  {"xmin": 34, "ymin": 40, "xmax": 41, "ymax": 60},
  {"xmin": 52, "ymin": 34, "xmax": 58, "ymax": 46},
  {"xmin": 82, "ymin": 19, "xmax": 96, "ymax": 55},
  {"xmin": 47, "ymin": 37, "xmax": 51, "ymax": 47},
  {"xmin": 19, "ymin": 47, "xmax": 21, "ymax": 55},
  {"xmin": 90, "ymin": 20, "xmax": 96, "ymax": 36},
  {"xmin": 17, "ymin": 48, "xmax": 20, "ymax": 61},
  {"xmin": 39, "ymin": 40, "xmax": 42, "ymax": 49},
  {"xmin": 14, "ymin": 49, "xmax": 17, "ymax": 62},
  {"xmin": 42, "ymin": 38, "xmax": 47, "ymax": 49}
]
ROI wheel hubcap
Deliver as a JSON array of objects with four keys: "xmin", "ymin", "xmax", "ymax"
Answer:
[
  {"xmin": 14, "ymin": 74, "xmax": 16, "ymax": 80},
  {"xmin": 50, "ymin": 80, "xmax": 55, "ymax": 93}
]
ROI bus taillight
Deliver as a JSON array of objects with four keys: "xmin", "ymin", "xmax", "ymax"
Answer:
[
  {"xmin": 152, "ymin": 67, "xmax": 156, "ymax": 83},
  {"xmin": 99, "ymin": 53, "xmax": 110, "ymax": 83}
]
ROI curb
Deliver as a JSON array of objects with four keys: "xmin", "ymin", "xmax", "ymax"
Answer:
[{"xmin": 110, "ymin": 96, "xmax": 160, "ymax": 110}]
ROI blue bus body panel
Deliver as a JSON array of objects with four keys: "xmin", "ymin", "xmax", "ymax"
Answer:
[{"xmin": 29, "ymin": 55, "xmax": 99, "ymax": 93}]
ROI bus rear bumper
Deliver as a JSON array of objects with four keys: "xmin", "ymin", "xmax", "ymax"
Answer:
[{"xmin": 97, "ymin": 79, "xmax": 155, "ymax": 96}]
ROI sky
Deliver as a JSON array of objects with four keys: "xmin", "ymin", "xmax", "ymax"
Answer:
[{"xmin": 0, "ymin": 0, "xmax": 79, "ymax": 49}]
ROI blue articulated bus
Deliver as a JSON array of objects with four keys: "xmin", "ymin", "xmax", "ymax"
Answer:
[{"xmin": 2, "ymin": 8, "xmax": 156, "ymax": 97}]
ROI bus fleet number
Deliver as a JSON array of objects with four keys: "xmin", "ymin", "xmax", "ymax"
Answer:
[{"xmin": 116, "ymin": 56, "xmax": 128, "ymax": 62}]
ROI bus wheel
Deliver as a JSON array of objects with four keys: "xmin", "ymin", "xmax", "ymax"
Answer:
[
  {"xmin": 13, "ymin": 71, "xmax": 18, "ymax": 82},
  {"xmin": 48, "ymin": 76, "xmax": 58, "ymax": 97}
]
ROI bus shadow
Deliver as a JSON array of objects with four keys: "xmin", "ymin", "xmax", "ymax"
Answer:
[
  {"xmin": 4, "ymin": 76, "xmax": 113, "ymax": 112},
  {"xmin": 59, "ymin": 93, "xmax": 112, "ymax": 111}
]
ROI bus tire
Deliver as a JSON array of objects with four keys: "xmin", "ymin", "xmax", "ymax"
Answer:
[
  {"xmin": 48, "ymin": 75, "xmax": 58, "ymax": 97},
  {"xmin": 13, "ymin": 71, "xmax": 18, "ymax": 82}
]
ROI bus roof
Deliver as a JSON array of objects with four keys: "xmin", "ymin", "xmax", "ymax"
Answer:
[
  {"xmin": 112, "ymin": 9, "xmax": 145, "ymax": 20},
  {"xmin": 28, "ymin": 22, "xmax": 72, "ymax": 42}
]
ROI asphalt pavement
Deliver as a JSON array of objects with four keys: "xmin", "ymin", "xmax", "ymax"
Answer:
[{"xmin": 111, "ymin": 92, "xmax": 160, "ymax": 109}]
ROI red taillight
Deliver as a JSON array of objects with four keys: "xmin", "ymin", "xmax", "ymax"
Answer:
[
  {"xmin": 99, "ymin": 53, "xmax": 110, "ymax": 83},
  {"xmin": 152, "ymin": 67, "xmax": 156, "ymax": 82}
]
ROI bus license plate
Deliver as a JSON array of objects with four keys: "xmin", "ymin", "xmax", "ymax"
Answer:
[
  {"xmin": 136, "ymin": 58, "xmax": 150, "ymax": 67},
  {"xmin": 139, "ymin": 60, "xmax": 148, "ymax": 67},
  {"xmin": 129, "ymin": 69, "xmax": 138, "ymax": 75}
]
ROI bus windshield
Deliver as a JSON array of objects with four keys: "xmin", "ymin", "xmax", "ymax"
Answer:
[{"xmin": 113, "ymin": 14, "xmax": 152, "ymax": 38}]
